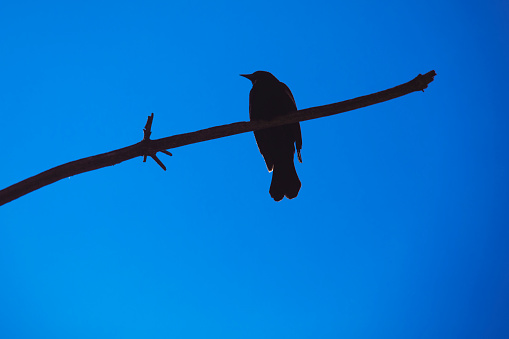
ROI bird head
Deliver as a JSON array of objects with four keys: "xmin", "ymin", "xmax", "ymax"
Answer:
[{"xmin": 240, "ymin": 71, "xmax": 277, "ymax": 84}]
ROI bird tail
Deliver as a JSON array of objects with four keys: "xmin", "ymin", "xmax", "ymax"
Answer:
[{"xmin": 269, "ymin": 159, "xmax": 301, "ymax": 201}]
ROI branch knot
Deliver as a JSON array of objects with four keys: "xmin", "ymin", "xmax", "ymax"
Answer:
[{"xmin": 142, "ymin": 113, "xmax": 172, "ymax": 171}]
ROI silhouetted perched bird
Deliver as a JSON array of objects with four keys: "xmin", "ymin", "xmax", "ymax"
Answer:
[{"xmin": 241, "ymin": 71, "xmax": 302, "ymax": 201}]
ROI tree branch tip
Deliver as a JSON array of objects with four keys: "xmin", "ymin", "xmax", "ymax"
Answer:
[
  {"xmin": 143, "ymin": 113, "xmax": 155, "ymax": 141},
  {"xmin": 414, "ymin": 70, "xmax": 437, "ymax": 92},
  {"xmin": 150, "ymin": 153, "xmax": 167, "ymax": 171}
]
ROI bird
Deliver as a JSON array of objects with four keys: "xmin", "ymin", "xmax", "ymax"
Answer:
[{"xmin": 241, "ymin": 71, "xmax": 302, "ymax": 201}]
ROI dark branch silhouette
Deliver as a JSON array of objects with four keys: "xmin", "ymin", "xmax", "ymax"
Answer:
[{"xmin": 0, "ymin": 71, "xmax": 436, "ymax": 206}]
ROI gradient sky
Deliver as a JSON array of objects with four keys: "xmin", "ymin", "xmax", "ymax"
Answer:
[{"xmin": 1, "ymin": 1, "xmax": 508, "ymax": 338}]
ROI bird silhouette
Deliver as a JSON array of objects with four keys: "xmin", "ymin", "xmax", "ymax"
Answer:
[{"xmin": 241, "ymin": 71, "xmax": 302, "ymax": 201}]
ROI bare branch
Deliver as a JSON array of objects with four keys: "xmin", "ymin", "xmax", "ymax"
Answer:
[{"xmin": 0, "ymin": 71, "xmax": 436, "ymax": 206}]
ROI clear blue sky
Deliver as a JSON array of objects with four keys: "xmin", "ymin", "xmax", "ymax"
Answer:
[{"xmin": 1, "ymin": 1, "xmax": 508, "ymax": 338}]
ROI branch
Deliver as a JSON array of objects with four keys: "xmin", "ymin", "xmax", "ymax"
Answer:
[
  {"xmin": 142, "ymin": 112, "xmax": 172, "ymax": 170},
  {"xmin": 0, "ymin": 70, "xmax": 436, "ymax": 206}
]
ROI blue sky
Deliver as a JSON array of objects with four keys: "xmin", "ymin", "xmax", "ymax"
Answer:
[{"xmin": 1, "ymin": 1, "xmax": 508, "ymax": 338}]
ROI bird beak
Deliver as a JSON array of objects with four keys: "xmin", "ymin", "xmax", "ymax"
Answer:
[{"xmin": 240, "ymin": 73, "xmax": 253, "ymax": 80}]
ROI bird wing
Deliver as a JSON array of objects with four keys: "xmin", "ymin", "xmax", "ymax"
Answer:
[
  {"xmin": 281, "ymin": 82, "xmax": 302, "ymax": 162},
  {"xmin": 281, "ymin": 82, "xmax": 297, "ymax": 110}
]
